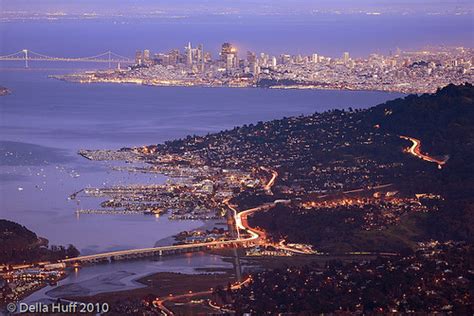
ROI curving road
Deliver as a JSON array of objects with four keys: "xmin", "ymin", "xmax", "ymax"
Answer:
[
  {"xmin": 400, "ymin": 135, "xmax": 447, "ymax": 169},
  {"xmin": 261, "ymin": 167, "xmax": 278, "ymax": 193},
  {"xmin": 62, "ymin": 168, "xmax": 278, "ymax": 264}
]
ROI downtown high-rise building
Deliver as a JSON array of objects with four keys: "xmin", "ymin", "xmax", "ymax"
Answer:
[
  {"xmin": 226, "ymin": 54, "xmax": 235, "ymax": 71},
  {"xmin": 221, "ymin": 42, "xmax": 238, "ymax": 71},
  {"xmin": 247, "ymin": 51, "xmax": 257, "ymax": 64},
  {"xmin": 280, "ymin": 54, "xmax": 291, "ymax": 65},
  {"xmin": 186, "ymin": 42, "xmax": 193, "ymax": 66},
  {"xmin": 143, "ymin": 49, "xmax": 151, "ymax": 65},
  {"xmin": 197, "ymin": 44, "xmax": 205, "ymax": 72},
  {"xmin": 220, "ymin": 43, "xmax": 235, "ymax": 61},
  {"xmin": 135, "ymin": 50, "xmax": 143, "ymax": 65},
  {"xmin": 168, "ymin": 49, "xmax": 179, "ymax": 65},
  {"xmin": 271, "ymin": 56, "xmax": 277, "ymax": 67},
  {"xmin": 343, "ymin": 52, "xmax": 350, "ymax": 63}
]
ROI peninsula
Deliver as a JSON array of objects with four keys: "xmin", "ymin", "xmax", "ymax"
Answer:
[{"xmin": 62, "ymin": 84, "xmax": 473, "ymax": 314}]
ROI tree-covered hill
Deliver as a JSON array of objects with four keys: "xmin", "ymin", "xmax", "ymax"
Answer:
[
  {"xmin": 368, "ymin": 83, "xmax": 474, "ymax": 185},
  {"xmin": 148, "ymin": 84, "xmax": 474, "ymax": 252},
  {"xmin": 0, "ymin": 219, "xmax": 79, "ymax": 265}
]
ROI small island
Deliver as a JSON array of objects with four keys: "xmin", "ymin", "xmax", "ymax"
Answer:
[{"xmin": 0, "ymin": 86, "xmax": 10, "ymax": 96}]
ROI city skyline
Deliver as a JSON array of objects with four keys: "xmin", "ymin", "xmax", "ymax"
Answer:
[
  {"xmin": 50, "ymin": 42, "xmax": 472, "ymax": 94},
  {"xmin": 1, "ymin": 1, "xmax": 473, "ymax": 314}
]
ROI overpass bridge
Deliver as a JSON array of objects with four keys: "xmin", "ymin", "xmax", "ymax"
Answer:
[
  {"xmin": 0, "ymin": 49, "xmax": 134, "ymax": 68},
  {"xmin": 61, "ymin": 168, "xmax": 278, "ymax": 266},
  {"xmin": 61, "ymin": 230, "xmax": 262, "ymax": 266},
  {"xmin": 61, "ymin": 203, "xmax": 275, "ymax": 266}
]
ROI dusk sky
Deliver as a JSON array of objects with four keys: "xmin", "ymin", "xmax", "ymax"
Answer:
[
  {"xmin": 1, "ymin": 0, "xmax": 473, "ymax": 15},
  {"xmin": 0, "ymin": 0, "xmax": 473, "ymax": 57}
]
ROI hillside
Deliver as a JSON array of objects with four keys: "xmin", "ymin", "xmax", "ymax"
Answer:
[
  {"xmin": 0, "ymin": 219, "xmax": 79, "ymax": 265},
  {"xmin": 0, "ymin": 219, "xmax": 40, "ymax": 258},
  {"xmin": 369, "ymin": 83, "xmax": 474, "ymax": 156},
  {"xmin": 369, "ymin": 83, "xmax": 474, "ymax": 197},
  {"xmin": 150, "ymin": 83, "xmax": 474, "ymax": 252}
]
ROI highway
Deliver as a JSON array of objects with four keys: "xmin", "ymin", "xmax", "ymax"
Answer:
[
  {"xmin": 61, "ymin": 214, "xmax": 265, "ymax": 263},
  {"xmin": 61, "ymin": 165, "xmax": 316, "ymax": 316},
  {"xmin": 62, "ymin": 167, "xmax": 278, "ymax": 265},
  {"xmin": 400, "ymin": 135, "xmax": 448, "ymax": 168},
  {"xmin": 261, "ymin": 166, "xmax": 278, "ymax": 193},
  {"xmin": 62, "ymin": 202, "xmax": 270, "ymax": 264}
]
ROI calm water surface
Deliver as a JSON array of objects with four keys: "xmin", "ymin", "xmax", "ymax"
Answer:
[
  {"xmin": 0, "ymin": 13, "xmax": 462, "ymax": 300},
  {"xmin": 0, "ymin": 69, "xmax": 404, "ymax": 251},
  {"xmin": 0, "ymin": 67, "xmax": 403, "ymax": 301},
  {"xmin": 23, "ymin": 253, "xmax": 231, "ymax": 303}
]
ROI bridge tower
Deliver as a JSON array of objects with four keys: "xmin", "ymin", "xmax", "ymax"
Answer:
[
  {"xmin": 108, "ymin": 51, "xmax": 111, "ymax": 69},
  {"xmin": 22, "ymin": 49, "xmax": 29, "ymax": 68}
]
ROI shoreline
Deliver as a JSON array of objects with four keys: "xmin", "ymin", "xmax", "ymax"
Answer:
[
  {"xmin": 50, "ymin": 75, "xmax": 416, "ymax": 94},
  {"xmin": 55, "ymin": 251, "xmax": 385, "ymax": 306}
]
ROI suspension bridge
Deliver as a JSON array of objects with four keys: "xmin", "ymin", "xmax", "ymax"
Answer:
[{"xmin": 0, "ymin": 49, "xmax": 134, "ymax": 67}]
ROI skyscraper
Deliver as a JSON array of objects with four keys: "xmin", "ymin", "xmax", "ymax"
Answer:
[
  {"xmin": 343, "ymin": 52, "xmax": 350, "ymax": 64},
  {"xmin": 280, "ymin": 54, "xmax": 291, "ymax": 64},
  {"xmin": 260, "ymin": 53, "xmax": 269, "ymax": 66},
  {"xmin": 226, "ymin": 54, "xmax": 235, "ymax": 71},
  {"xmin": 135, "ymin": 50, "xmax": 143, "ymax": 65},
  {"xmin": 197, "ymin": 44, "xmax": 204, "ymax": 63},
  {"xmin": 247, "ymin": 51, "xmax": 257, "ymax": 64},
  {"xmin": 250, "ymin": 62, "xmax": 260, "ymax": 76},
  {"xmin": 197, "ymin": 44, "xmax": 205, "ymax": 72},
  {"xmin": 168, "ymin": 49, "xmax": 179, "ymax": 65},
  {"xmin": 143, "ymin": 49, "xmax": 151, "ymax": 65},
  {"xmin": 221, "ymin": 43, "xmax": 237, "ymax": 62},
  {"xmin": 186, "ymin": 42, "xmax": 193, "ymax": 66},
  {"xmin": 271, "ymin": 56, "xmax": 277, "ymax": 67}
]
